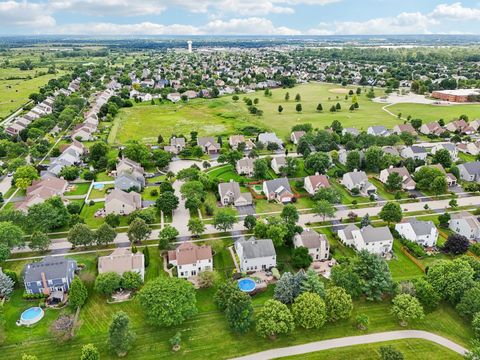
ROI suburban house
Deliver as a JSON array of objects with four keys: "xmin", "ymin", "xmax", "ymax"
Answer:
[
  {"xmin": 338, "ymin": 149, "xmax": 364, "ymax": 166},
  {"xmin": 401, "ymin": 146, "xmax": 427, "ymax": 161},
  {"xmin": 105, "ymin": 189, "xmax": 142, "ymax": 215},
  {"xmin": 236, "ymin": 158, "xmax": 255, "ymax": 176},
  {"xmin": 235, "ymin": 237, "xmax": 276, "ymax": 272},
  {"xmin": 23, "ymin": 256, "xmax": 77, "ymax": 295},
  {"xmin": 164, "ymin": 137, "xmax": 186, "ymax": 154},
  {"xmin": 431, "ymin": 143, "xmax": 458, "ymax": 161},
  {"xmin": 271, "ymin": 156, "xmax": 287, "ymax": 174},
  {"xmin": 342, "ymin": 127, "xmax": 359, "ymax": 136},
  {"xmin": 218, "ymin": 180, "xmax": 253, "ymax": 207},
  {"xmin": 294, "ymin": 228, "xmax": 330, "ymax": 261},
  {"xmin": 457, "ymin": 142, "xmax": 480, "ymax": 156},
  {"xmin": 420, "ymin": 122, "xmax": 445, "ymax": 136},
  {"xmin": 304, "ymin": 173, "xmax": 330, "ymax": 195},
  {"xmin": 291, "ymin": 131, "xmax": 306, "ymax": 144},
  {"xmin": 393, "ymin": 124, "xmax": 417, "ymax": 136},
  {"xmin": 470, "ymin": 119, "xmax": 480, "ymax": 131},
  {"xmin": 367, "ymin": 126, "xmax": 390, "ymax": 137},
  {"xmin": 337, "ymin": 224, "xmax": 359, "ymax": 247},
  {"xmin": 16, "ymin": 177, "xmax": 69, "ymax": 212},
  {"xmin": 449, "ymin": 211, "xmax": 480, "ymax": 241},
  {"xmin": 258, "ymin": 132, "xmax": 283, "ymax": 148},
  {"xmin": 351, "ymin": 225, "xmax": 394, "ymax": 255},
  {"xmin": 382, "ymin": 146, "xmax": 400, "ymax": 157},
  {"xmin": 416, "ymin": 164, "xmax": 457, "ymax": 187},
  {"xmin": 341, "ymin": 170, "xmax": 376, "ymax": 196},
  {"xmin": 379, "ymin": 166, "xmax": 416, "ymax": 190},
  {"xmin": 71, "ymin": 123, "xmax": 95, "ymax": 141},
  {"xmin": 98, "ymin": 248, "xmax": 145, "ymax": 280},
  {"xmin": 263, "ymin": 178, "xmax": 294, "ymax": 203},
  {"xmin": 197, "ymin": 137, "xmax": 221, "ymax": 154},
  {"xmin": 458, "ymin": 161, "xmax": 480, "ymax": 182},
  {"xmin": 445, "ymin": 119, "xmax": 476, "ymax": 134},
  {"xmin": 115, "ymin": 158, "xmax": 145, "ymax": 191},
  {"xmin": 168, "ymin": 242, "xmax": 213, "ymax": 278},
  {"xmin": 229, "ymin": 135, "xmax": 255, "ymax": 150},
  {"xmin": 395, "ymin": 218, "xmax": 438, "ymax": 247}
]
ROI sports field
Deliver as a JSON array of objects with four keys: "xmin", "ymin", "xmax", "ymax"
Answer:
[{"xmin": 109, "ymin": 82, "xmax": 480, "ymax": 144}]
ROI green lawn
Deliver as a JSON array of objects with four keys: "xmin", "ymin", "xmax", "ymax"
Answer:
[
  {"xmin": 0, "ymin": 72, "xmax": 66, "ymax": 119},
  {"xmin": 330, "ymin": 181, "xmax": 370, "ymax": 205},
  {"xmin": 389, "ymin": 240, "xmax": 425, "ymax": 281},
  {"xmin": 65, "ymin": 182, "xmax": 91, "ymax": 196},
  {"xmin": 207, "ymin": 164, "xmax": 251, "ymax": 182},
  {"xmin": 388, "ymin": 102, "xmax": 480, "ymax": 124},
  {"xmin": 277, "ymin": 338, "xmax": 462, "ymax": 359},
  {"xmin": 80, "ymin": 202, "xmax": 106, "ymax": 228}
]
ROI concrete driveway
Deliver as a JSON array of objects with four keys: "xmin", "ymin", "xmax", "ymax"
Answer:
[{"xmin": 236, "ymin": 205, "xmax": 256, "ymax": 216}]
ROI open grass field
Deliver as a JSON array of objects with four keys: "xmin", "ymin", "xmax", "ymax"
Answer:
[
  {"xmin": 277, "ymin": 338, "xmax": 463, "ymax": 360},
  {"xmin": 0, "ymin": 72, "xmax": 65, "ymax": 119},
  {"xmin": 109, "ymin": 82, "xmax": 480, "ymax": 146},
  {"xmin": 388, "ymin": 102, "xmax": 480, "ymax": 123}
]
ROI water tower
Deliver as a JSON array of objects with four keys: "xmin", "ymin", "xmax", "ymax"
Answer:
[{"xmin": 187, "ymin": 40, "xmax": 192, "ymax": 53}]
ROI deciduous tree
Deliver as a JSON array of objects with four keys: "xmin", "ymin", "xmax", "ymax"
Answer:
[
  {"xmin": 292, "ymin": 292, "xmax": 326, "ymax": 329},
  {"xmin": 390, "ymin": 294, "xmax": 424, "ymax": 326},
  {"xmin": 256, "ymin": 299, "xmax": 295, "ymax": 339}
]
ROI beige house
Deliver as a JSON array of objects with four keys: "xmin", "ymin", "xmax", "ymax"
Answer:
[
  {"xmin": 236, "ymin": 158, "xmax": 255, "ymax": 176},
  {"xmin": 379, "ymin": 166, "xmax": 416, "ymax": 190},
  {"xmin": 304, "ymin": 174, "xmax": 330, "ymax": 195},
  {"xmin": 105, "ymin": 189, "xmax": 142, "ymax": 215},
  {"xmin": 98, "ymin": 248, "xmax": 145, "ymax": 280},
  {"xmin": 229, "ymin": 135, "xmax": 255, "ymax": 150},
  {"xmin": 168, "ymin": 242, "xmax": 213, "ymax": 279},
  {"xmin": 16, "ymin": 177, "xmax": 69, "ymax": 212},
  {"xmin": 294, "ymin": 228, "xmax": 330, "ymax": 261}
]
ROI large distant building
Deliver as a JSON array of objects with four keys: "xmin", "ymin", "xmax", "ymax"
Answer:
[
  {"xmin": 187, "ymin": 40, "xmax": 192, "ymax": 53},
  {"xmin": 431, "ymin": 89, "xmax": 480, "ymax": 103}
]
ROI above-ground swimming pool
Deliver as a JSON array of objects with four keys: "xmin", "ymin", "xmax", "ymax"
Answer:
[
  {"xmin": 93, "ymin": 183, "xmax": 105, "ymax": 190},
  {"xmin": 19, "ymin": 307, "xmax": 44, "ymax": 326},
  {"xmin": 238, "ymin": 278, "xmax": 256, "ymax": 293}
]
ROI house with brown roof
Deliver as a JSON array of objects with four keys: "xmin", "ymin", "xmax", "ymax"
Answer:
[
  {"xmin": 304, "ymin": 174, "xmax": 330, "ymax": 195},
  {"xmin": 168, "ymin": 242, "xmax": 213, "ymax": 278},
  {"xmin": 294, "ymin": 228, "xmax": 330, "ymax": 261},
  {"xmin": 105, "ymin": 189, "xmax": 142, "ymax": 215},
  {"xmin": 98, "ymin": 248, "xmax": 145, "ymax": 280},
  {"xmin": 379, "ymin": 166, "xmax": 416, "ymax": 190},
  {"xmin": 393, "ymin": 124, "xmax": 417, "ymax": 136},
  {"xmin": 16, "ymin": 177, "xmax": 69, "ymax": 212},
  {"xmin": 236, "ymin": 158, "xmax": 255, "ymax": 176},
  {"xmin": 445, "ymin": 119, "xmax": 476, "ymax": 134},
  {"xmin": 420, "ymin": 122, "xmax": 445, "ymax": 136},
  {"xmin": 290, "ymin": 131, "xmax": 306, "ymax": 144},
  {"xmin": 229, "ymin": 135, "xmax": 255, "ymax": 150}
]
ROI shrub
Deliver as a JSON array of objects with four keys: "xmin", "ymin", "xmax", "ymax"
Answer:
[{"xmin": 399, "ymin": 238, "xmax": 426, "ymax": 258}]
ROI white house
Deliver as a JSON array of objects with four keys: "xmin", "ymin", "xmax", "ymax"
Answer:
[
  {"xmin": 218, "ymin": 180, "xmax": 253, "ymax": 207},
  {"xmin": 337, "ymin": 224, "xmax": 359, "ymax": 247},
  {"xmin": 351, "ymin": 225, "xmax": 393, "ymax": 255},
  {"xmin": 401, "ymin": 146, "xmax": 427, "ymax": 161},
  {"xmin": 304, "ymin": 174, "xmax": 330, "ymax": 195},
  {"xmin": 458, "ymin": 161, "xmax": 480, "ymax": 182},
  {"xmin": 341, "ymin": 170, "xmax": 376, "ymax": 196},
  {"xmin": 395, "ymin": 218, "xmax": 438, "ymax": 247},
  {"xmin": 258, "ymin": 132, "xmax": 283, "ymax": 148},
  {"xmin": 168, "ymin": 242, "xmax": 213, "ymax": 278},
  {"xmin": 449, "ymin": 211, "xmax": 480, "ymax": 241},
  {"xmin": 431, "ymin": 143, "xmax": 458, "ymax": 161},
  {"xmin": 235, "ymin": 237, "xmax": 276, "ymax": 272},
  {"xmin": 236, "ymin": 158, "xmax": 255, "ymax": 176},
  {"xmin": 271, "ymin": 156, "xmax": 287, "ymax": 174},
  {"xmin": 294, "ymin": 228, "xmax": 329, "ymax": 261}
]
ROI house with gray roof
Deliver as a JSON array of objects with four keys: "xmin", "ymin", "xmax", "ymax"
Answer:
[
  {"xmin": 23, "ymin": 256, "xmax": 77, "ymax": 295},
  {"xmin": 294, "ymin": 228, "xmax": 330, "ymax": 261},
  {"xmin": 341, "ymin": 170, "xmax": 376, "ymax": 196},
  {"xmin": 431, "ymin": 143, "xmax": 458, "ymax": 161},
  {"xmin": 401, "ymin": 146, "xmax": 427, "ymax": 161},
  {"xmin": 368, "ymin": 126, "xmax": 390, "ymax": 137},
  {"xmin": 263, "ymin": 178, "xmax": 294, "ymax": 203},
  {"xmin": 351, "ymin": 225, "xmax": 393, "ymax": 255},
  {"xmin": 115, "ymin": 158, "xmax": 145, "ymax": 191},
  {"xmin": 337, "ymin": 224, "xmax": 359, "ymax": 247},
  {"xmin": 164, "ymin": 137, "xmax": 186, "ymax": 154},
  {"xmin": 236, "ymin": 158, "xmax": 254, "ymax": 176},
  {"xmin": 342, "ymin": 127, "xmax": 359, "ymax": 136},
  {"xmin": 258, "ymin": 132, "xmax": 283, "ymax": 148},
  {"xmin": 449, "ymin": 211, "xmax": 480, "ymax": 241},
  {"xmin": 395, "ymin": 218, "xmax": 438, "ymax": 247},
  {"xmin": 218, "ymin": 180, "xmax": 253, "ymax": 207},
  {"xmin": 234, "ymin": 236, "xmax": 276, "ymax": 272},
  {"xmin": 197, "ymin": 137, "xmax": 221, "ymax": 154},
  {"xmin": 458, "ymin": 161, "xmax": 480, "ymax": 182},
  {"xmin": 271, "ymin": 156, "xmax": 287, "ymax": 174}
]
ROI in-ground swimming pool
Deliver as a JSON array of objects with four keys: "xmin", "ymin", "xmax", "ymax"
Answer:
[
  {"xmin": 93, "ymin": 183, "xmax": 105, "ymax": 190},
  {"xmin": 19, "ymin": 307, "xmax": 44, "ymax": 326},
  {"xmin": 238, "ymin": 278, "xmax": 256, "ymax": 293}
]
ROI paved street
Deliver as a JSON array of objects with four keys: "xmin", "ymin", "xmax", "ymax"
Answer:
[
  {"xmin": 230, "ymin": 330, "xmax": 468, "ymax": 360},
  {"xmin": 171, "ymin": 180, "xmax": 190, "ymax": 234}
]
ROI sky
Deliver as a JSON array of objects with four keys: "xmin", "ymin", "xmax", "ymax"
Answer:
[{"xmin": 1, "ymin": 0, "xmax": 480, "ymax": 36}]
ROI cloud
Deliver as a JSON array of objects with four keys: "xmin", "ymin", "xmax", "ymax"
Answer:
[
  {"xmin": 308, "ymin": 12, "xmax": 437, "ymax": 35},
  {"xmin": 50, "ymin": 0, "xmax": 166, "ymax": 17},
  {"xmin": 0, "ymin": 1, "xmax": 56, "ymax": 29},
  {"xmin": 51, "ymin": 17, "xmax": 301, "ymax": 35},
  {"xmin": 430, "ymin": 2, "xmax": 480, "ymax": 21}
]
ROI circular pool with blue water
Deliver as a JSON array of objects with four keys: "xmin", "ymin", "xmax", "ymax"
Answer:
[
  {"xmin": 19, "ymin": 307, "xmax": 44, "ymax": 326},
  {"xmin": 238, "ymin": 278, "xmax": 256, "ymax": 293}
]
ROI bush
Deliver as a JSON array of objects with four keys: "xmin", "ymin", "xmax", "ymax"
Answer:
[
  {"xmin": 3, "ymin": 269, "xmax": 18, "ymax": 285},
  {"xmin": 23, "ymin": 292, "xmax": 47, "ymax": 300},
  {"xmin": 399, "ymin": 238, "xmax": 426, "ymax": 258}
]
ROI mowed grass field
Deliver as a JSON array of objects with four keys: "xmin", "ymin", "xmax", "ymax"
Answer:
[
  {"xmin": 0, "ymin": 72, "xmax": 65, "ymax": 119},
  {"xmin": 109, "ymin": 83, "xmax": 395, "ymax": 144},
  {"xmin": 388, "ymin": 102, "xmax": 480, "ymax": 123}
]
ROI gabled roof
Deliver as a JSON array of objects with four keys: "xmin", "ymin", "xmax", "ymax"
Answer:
[
  {"xmin": 237, "ymin": 237, "xmax": 276, "ymax": 259},
  {"xmin": 168, "ymin": 242, "xmax": 212, "ymax": 265},
  {"xmin": 264, "ymin": 178, "xmax": 292, "ymax": 195},
  {"xmin": 24, "ymin": 256, "xmax": 76, "ymax": 283},
  {"xmin": 459, "ymin": 161, "xmax": 480, "ymax": 176},
  {"xmin": 106, "ymin": 189, "xmax": 141, "ymax": 208},
  {"xmin": 98, "ymin": 248, "xmax": 144, "ymax": 274},
  {"xmin": 306, "ymin": 174, "xmax": 330, "ymax": 189},
  {"xmin": 401, "ymin": 218, "xmax": 436, "ymax": 236},
  {"xmin": 338, "ymin": 224, "xmax": 359, "ymax": 240},
  {"xmin": 297, "ymin": 229, "xmax": 328, "ymax": 249}
]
